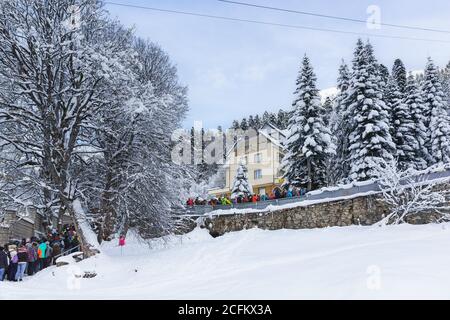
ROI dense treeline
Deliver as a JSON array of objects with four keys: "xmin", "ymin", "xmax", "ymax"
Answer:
[
  {"xmin": 231, "ymin": 109, "xmax": 291, "ymax": 131},
  {"xmin": 282, "ymin": 39, "xmax": 450, "ymax": 191}
]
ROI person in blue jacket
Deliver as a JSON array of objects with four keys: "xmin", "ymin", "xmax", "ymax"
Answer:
[{"xmin": 38, "ymin": 240, "xmax": 47, "ymax": 270}]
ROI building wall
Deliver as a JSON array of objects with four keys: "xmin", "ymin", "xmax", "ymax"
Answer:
[
  {"xmin": 0, "ymin": 227, "xmax": 9, "ymax": 246},
  {"xmin": 0, "ymin": 208, "xmax": 66, "ymax": 243},
  {"xmin": 9, "ymin": 219, "xmax": 35, "ymax": 241},
  {"xmin": 215, "ymin": 130, "xmax": 284, "ymax": 197}
]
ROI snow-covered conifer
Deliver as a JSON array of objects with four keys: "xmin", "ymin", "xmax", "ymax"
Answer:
[
  {"xmin": 392, "ymin": 59, "xmax": 407, "ymax": 93},
  {"xmin": 346, "ymin": 40, "xmax": 396, "ymax": 181},
  {"xmin": 423, "ymin": 58, "xmax": 450, "ymax": 164},
  {"xmin": 240, "ymin": 118, "xmax": 249, "ymax": 131},
  {"xmin": 230, "ymin": 162, "xmax": 253, "ymax": 199},
  {"xmin": 403, "ymin": 73, "xmax": 429, "ymax": 169},
  {"xmin": 441, "ymin": 61, "xmax": 450, "ymax": 108},
  {"xmin": 322, "ymin": 97, "xmax": 333, "ymax": 128},
  {"xmin": 378, "ymin": 64, "xmax": 390, "ymax": 91},
  {"xmin": 254, "ymin": 115, "xmax": 262, "ymax": 129},
  {"xmin": 386, "ymin": 76, "xmax": 421, "ymax": 170},
  {"xmin": 282, "ymin": 55, "xmax": 335, "ymax": 190},
  {"xmin": 331, "ymin": 61, "xmax": 351, "ymax": 182}
]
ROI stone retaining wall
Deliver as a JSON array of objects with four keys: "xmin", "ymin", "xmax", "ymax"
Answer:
[{"xmin": 201, "ymin": 194, "xmax": 443, "ymax": 237}]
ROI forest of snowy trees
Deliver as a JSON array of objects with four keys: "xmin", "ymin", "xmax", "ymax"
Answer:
[
  {"xmin": 0, "ymin": 0, "xmax": 189, "ymax": 241},
  {"xmin": 231, "ymin": 109, "xmax": 291, "ymax": 131},
  {"xmin": 282, "ymin": 39, "xmax": 450, "ymax": 191}
]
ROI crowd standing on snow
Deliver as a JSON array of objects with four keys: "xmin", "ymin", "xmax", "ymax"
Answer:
[{"xmin": 0, "ymin": 225, "xmax": 80, "ymax": 282}]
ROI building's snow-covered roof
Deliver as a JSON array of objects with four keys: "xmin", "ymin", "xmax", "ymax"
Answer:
[
  {"xmin": 258, "ymin": 129, "xmax": 285, "ymax": 150},
  {"xmin": 261, "ymin": 122, "xmax": 287, "ymax": 137}
]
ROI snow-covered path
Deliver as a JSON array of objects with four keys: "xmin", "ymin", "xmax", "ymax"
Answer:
[{"xmin": 2, "ymin": 223, "xmax": 450, "ymax": 299}]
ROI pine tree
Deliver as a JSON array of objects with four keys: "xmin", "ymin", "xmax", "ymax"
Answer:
[
  {"xmin": 331, "ymin": 61, "xmax": 351, "ymax": 182},
  {"xmin": 282, "ymin": 55, "xmax": 335, "ymax": 190},
  {"xmin": 240, "ymin": 118, "xmax": 249, "ymax": 130},
  {"xmin": 230, "ymin": 162, "xmax": 253, "ymax": 199},
  {"xmin": 392, "ymin": 59, "xmax": 407, "ymax": 93},
  {"xmin": 278, "ymin": 109, "xmax": 291, "ymax": 129},
  {"xmin": 248, "ymin": 115, "xmax": 255, "ymax": 129},
  {"xmin": 404, "ymin": 73, "xmax": 429, "ymax": 169},
  {"xmin": 441, "ymin": 61, "xmax": 450, "ymax": 108},
  {"xmin": 277, "ymin": 109, "xmax": 285, "ymax": 129},
  {"xmin": 254, "ymin": 114, "xmax": 261, "ymax": 129},
  {"xmin": 423, "ymin": 58, "xmax": 450, "ymax": 164},
  {"xmin": 262, "ymin": 111, "xmax": 270, "ymax": 125},
  {"xmin": 387, "ymin": 76, "xmax": 420, "ymax": 170},
  {"xmin": 346, "ymin": 40, "xmax": 396, "ymax": 181},
  {"xmin": 231, "ymin": 120, "xmax": 240, "ymax": 130},
  {"xmin": 385, "ymin": 76, "xmax": 402, "ymax": 136},
  {"xmin": 322, "ymin": 97, "xmax": 333, "ymax": 127},
  {"xmin": 378, "ymin": 64, "xmax": 390, "ymax": 91},
  {"xmin": 269, "ymin": 112, "xmax": 277, "ymax": 125}
]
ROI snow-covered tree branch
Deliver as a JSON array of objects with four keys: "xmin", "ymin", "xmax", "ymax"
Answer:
[{"xmin": 374, "ymin": 159, "xmax": 450, "ymax": 225}]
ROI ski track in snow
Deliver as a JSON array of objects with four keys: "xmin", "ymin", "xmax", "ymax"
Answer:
[{"xmin": 2, "ymin": 223, "xmax": 450, "ymax": 299}]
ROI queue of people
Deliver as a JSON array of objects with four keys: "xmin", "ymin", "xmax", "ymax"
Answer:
[
  {"xmin": 186, "ymin": 196, "xmax": 232, "ymax": 206},
  {"xmin": 0, "ymin": 224, "xmax": 80, "ymax": 282},
  {"xmin": 186, "ymin": 186, "xmax": 308, "ymax": 207}
]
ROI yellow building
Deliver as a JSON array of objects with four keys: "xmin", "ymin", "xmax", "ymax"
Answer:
[{"xmin": 208, "ymin": 123, "xmax": 287, "ymax": 198}]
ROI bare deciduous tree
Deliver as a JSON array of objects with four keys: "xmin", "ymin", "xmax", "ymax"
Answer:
[{"xmin": 374, "ymin": 159, "xmax": 450, "ymax": 225}]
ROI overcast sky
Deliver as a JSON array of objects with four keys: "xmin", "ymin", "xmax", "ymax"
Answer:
[{"xmin": 104, "ymin": 0, "xmax": 450, "ymax": 129}]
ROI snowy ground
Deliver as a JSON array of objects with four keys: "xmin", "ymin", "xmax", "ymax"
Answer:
[{"xmin": 2, "ymin": 223, "xmax": 450, "ymax": 299}]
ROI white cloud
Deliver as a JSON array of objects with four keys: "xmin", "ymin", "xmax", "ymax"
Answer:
[
  {"xmin": 239, "ymin": 65, "xmax": 267, "ymax": 82},
  {"xmin": 199, "ymin": 68, "xmax": 229, "ymax": 89}
]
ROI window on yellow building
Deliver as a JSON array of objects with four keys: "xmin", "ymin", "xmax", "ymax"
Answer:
[
  {"xmin": 254, "ymin": 169, "xmax": 262, "ymax": 180},
  {"xmin": 278, "ymin": 152, "xmax": 284, "ymax": 164}
]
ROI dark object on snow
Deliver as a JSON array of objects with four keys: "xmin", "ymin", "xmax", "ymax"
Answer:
[{"xmin": 83, "ymin": 271, "xmax": 97, "ymax": 278}]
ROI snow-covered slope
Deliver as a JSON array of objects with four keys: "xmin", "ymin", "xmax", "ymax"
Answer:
[{"xmin": 2, "ymin": 223, "xmax": 450, "ymax": 299}]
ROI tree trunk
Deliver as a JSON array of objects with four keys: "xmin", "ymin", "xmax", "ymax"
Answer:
[
  {"xmin": 98, "ymin": 169, "xmax": 117, "ymax": 242},
  {"xmin": 68, "ymin": 201, "xmax": 97, "ymax": 258},
  {"xmin": 307, "ymin": 158, "xmax": 312, "ymax": 191}
]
